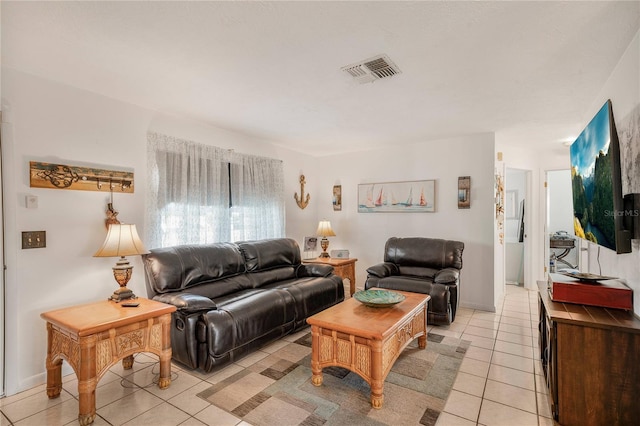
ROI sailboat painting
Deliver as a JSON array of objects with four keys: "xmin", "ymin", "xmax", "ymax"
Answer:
[{"xmin": 358, "ymin": 180, "xmax": 436, "ymax": 213}]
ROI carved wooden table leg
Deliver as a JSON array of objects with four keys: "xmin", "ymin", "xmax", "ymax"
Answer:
[
  {"xmin": 334, "ymin": 263, "xmax": 357, "ymax": 296},
  {"xmin": 45, "ymin": 323, "xmax": 63, "ymax": 399},
  {"xmin": 77, "ymin": 335, "xmax": 97, "ymax": 425},
  {"xmin": 77, "ymin": 378, "xmax": 97, "ymax": 425},
  {"xmin": 418, "ymin": 303, "xmax": 428, "ymax": 349},
  {"xmin": 418, "ymin": 334, "xmax": 427, "ymax": 349},
  {"xmin": 157, "ymin": 313, "xmax": 173, "ymax": 389},
  {"xmin": 46, "ymin": 359, "xmax": 63, "ymax": 399},
  {"xmin": 122, "ymin": 355, "xmax": 134, "ymax": 370},
  {"xmin": 344, "ymin": 266, "xmax": 356, "ymax": 296},
  {"xmin": 310, "ymin": 325, "xmax": 324, "ymax": 386},
  {"xmin": 370, "ymin": 339, "xmax": 384, "ymax": 409}
]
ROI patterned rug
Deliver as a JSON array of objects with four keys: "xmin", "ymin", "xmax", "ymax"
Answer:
[{"xmin": 197, "ymin": 330, "xmax": 469, "ymax": 426}]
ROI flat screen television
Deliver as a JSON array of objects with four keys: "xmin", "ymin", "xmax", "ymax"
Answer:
[{"xmin": 570, "ymin": 99, "xmax": 631, "ymax": 254}]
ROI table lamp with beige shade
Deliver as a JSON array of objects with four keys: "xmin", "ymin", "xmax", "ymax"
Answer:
[
  {"xmin": 316, "ymin": 219, "xmax": 336, "ymax": 258},
  {"xmin": 94, "ymin": 223, "xmax": 149, "ymax": 302}
]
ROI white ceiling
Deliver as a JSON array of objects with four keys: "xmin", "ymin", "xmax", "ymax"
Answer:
[{"xmin": 3, "ymin": 1, "xmax": 640, "ymax": 156}]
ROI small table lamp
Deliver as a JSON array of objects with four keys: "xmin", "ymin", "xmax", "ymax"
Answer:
[
  {"xmin": 94, "ymin": 224, "xmax": 149, "ymax": 302},
  {"xmin": 316, "ymin": 220, "xmax": 336, "ymax": 258}
]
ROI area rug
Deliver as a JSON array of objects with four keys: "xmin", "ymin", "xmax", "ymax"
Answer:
[{"xmin": 197, "ymin": 330, "xmax": 469, "ymax": 426}]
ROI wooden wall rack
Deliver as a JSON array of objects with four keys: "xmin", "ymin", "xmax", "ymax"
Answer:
[{"xmin": 29, "ymin": 161, "xmax": 134, "ymax": 193}]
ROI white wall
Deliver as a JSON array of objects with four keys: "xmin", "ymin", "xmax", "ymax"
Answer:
[
  {"xmin": 0, "ymin": 69, "xmax": 315, "ymax": 394},
  {"xmin": 547, "ymin": 170, "xmax": 573, "ymax": 235},
  {"xmin": 580, "ymin": 29, "xmax": 640, "ymax": 313},
  {"xmin": 314, "ymin": 133, "xmax": 497, "ymax": 312}
]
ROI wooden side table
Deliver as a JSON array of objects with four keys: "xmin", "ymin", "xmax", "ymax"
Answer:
[
  {"xmin": 41, "ymin": 298, "xmax": 176, "ymax": 425},
  {"xmin": 303, "ymin": 257, "xmax": 358, "ymax": 296}
]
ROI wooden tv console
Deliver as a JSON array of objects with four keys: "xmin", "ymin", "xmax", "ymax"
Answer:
[{"xmin": 537, "ymin": 281, "xmax": 640, "ymax": 425}]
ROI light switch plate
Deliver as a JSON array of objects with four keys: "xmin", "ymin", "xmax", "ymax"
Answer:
[
  {"xmin": 22, "ymin": 231, "xmax": 46, "ymax": 249},
  {"xmin": 26, "ymin": 195, "xmax": 38, "ymax": 209}
]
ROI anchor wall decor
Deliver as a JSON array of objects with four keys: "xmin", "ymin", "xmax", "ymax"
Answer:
[{"xmin": 294, "ymin": 175, "xmax": 311, "ymax": 209}]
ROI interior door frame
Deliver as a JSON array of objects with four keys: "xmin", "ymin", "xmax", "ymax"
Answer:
[
  {"xmin": 0, "ymin": 110, "xmax": 5, "ymax": 396},
  {"xmin": 504, "ymin": 167, "xmax": 533, "ymax": 289}
]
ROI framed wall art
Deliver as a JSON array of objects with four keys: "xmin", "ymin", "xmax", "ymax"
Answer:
[
  {"xmin": 358, "ymin": 180, "xmax": 436, "ymax": 213},
  {"xmin": 333, "ymin": 185, "xmax": 342, "ymax": 211},
  {"xmin": 458, "ymin": 176, "xmax": 471, "ymax": 209}
]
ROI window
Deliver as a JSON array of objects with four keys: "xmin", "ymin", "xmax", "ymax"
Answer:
[{"xmin": 147, "ymin": 133, "xmax": 285, "ymax": 248}]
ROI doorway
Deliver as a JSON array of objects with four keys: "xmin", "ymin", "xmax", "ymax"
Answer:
[
  {"xmin": 505, "ymin": 168, "xmax": 527, "ymax": 286},
  {"xmin": 546, "ymin": 170, "xmax": 579, "ymax": 273}
]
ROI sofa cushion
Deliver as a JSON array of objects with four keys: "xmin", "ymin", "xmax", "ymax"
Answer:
[
  {"xmin": 199, "ymin": 289, "xmax": 295, "ymax": 358},
  {"xmin": 246, "ymin": 267, "xmax": 297, "ymax": 288},
  {"xmin": 263, "ymin": 276, "xmax": 345, "ymax": 323},
  {"xmin": 397, "ymin": 265, "xmax": 440, "ymax": 279},
  {"xmin": 238, "ymin": 238, "xmax": 301, "ymax": 272},
  {"xmin": 385, "ymin": 237, "xmax": 464, "ymax": 270},
  {"xmin": 143, "ymin": 243, "xmax": 247, "ymax": 296},
  {"xmin": 178, "ymin": 274, "xmax": 253, "ymax": 300},
  {"xmin": 153, "ymin": 293, "xmax": 217, "ymax": 313},
  {"xmin": 373, "ymin": 277, "xmax": 451, "ymax": 318}
]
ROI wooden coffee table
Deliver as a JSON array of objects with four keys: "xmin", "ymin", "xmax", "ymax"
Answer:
[
  {"xmin": 306, "ymin": 290, "xmax": 430, "ymax": 408},
  {"xmin": 41, "ymin": 298, "xmax": 176, "ymax": 425}
]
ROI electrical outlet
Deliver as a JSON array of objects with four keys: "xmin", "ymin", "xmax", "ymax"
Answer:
[{"xmin": 22, "ymin": 231, "xmax": 46, "ymax": 249}]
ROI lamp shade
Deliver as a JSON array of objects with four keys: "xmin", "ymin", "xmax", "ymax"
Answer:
[
  {"xmin": 316, "ymin": 220, "xmax": 336, "ymax": 237},
  {"xmin": 94, "ymin": 224, "xmax": 149, "ymax": 258}
]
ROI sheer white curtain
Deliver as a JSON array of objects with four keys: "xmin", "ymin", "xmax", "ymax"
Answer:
[
  {"xmin": 229, "ymin": 153, "xmax": 285, "ymax": 241},
  {"xmin": 147, "ymin": 132, "xmax": 230, "ymax": 248},
  {"xmin": 147, "ymin": 132, "xmax": 285, "ymax": 248}
]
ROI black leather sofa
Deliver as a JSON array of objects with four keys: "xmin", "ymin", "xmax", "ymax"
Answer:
[
  {"xmin": 365, "ymin": 237, "xmax": 464, "ymax": 325},
  {"xmin": 142, "ymin": 238, "xmax": 344, "ymax": 372}
]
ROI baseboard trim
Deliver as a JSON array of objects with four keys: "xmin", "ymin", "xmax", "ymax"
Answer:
[{"xmin": 459, "ymin": 302, "xmax": 496, "ymax": 312}]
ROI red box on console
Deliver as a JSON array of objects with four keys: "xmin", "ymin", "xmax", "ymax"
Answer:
[{"xmin": 549, "ymin": 273, "xmax": 633, "ymax": 311}]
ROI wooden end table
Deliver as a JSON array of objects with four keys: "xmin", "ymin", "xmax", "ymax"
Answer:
[
  {"xmin": 306, "ymin": 290, "xmax": 429, "ymax": 408},
  {"xmin": 302, "ymin": 257, "xmax": 358, "ymax": 296},
  {"xmin": 41, "ymin": 298, "xmax": 176, "ymax": 425}
]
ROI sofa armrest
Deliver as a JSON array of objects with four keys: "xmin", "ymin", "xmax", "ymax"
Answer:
[
  {"xmin": 434, "ymin": 268, "xmax": 459, "ymax": 284},
  {"xmin": 366, "ymin": 262, "xmax": 399, "ymax": 278},
  {"xmin": 296, "ymin": 264, "xmax": 334, "ymax": 278},
  {"xmin": 153, "ymin": 293, "xmax": 217, "ymax": 313}
]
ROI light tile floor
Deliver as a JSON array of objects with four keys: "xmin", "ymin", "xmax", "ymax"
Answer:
[{"xmin": 0, "ymin": 285, "xmax": 553, "ymax": 426}]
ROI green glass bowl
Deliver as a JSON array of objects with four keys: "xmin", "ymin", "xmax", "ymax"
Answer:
[{"xmin": 353, "ymin": 289, "xmax": 406, "ymax": 308}]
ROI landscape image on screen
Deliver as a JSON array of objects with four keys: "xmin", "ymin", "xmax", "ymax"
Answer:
[{"xmin": 570, "ymin": 102, "xmax": 616, "ymax": 251}]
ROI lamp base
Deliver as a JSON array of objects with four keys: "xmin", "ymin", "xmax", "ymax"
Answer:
[
  {"xmin": 319, "ymin": 237, "xmax": 331, "ymax": 258},
  {"xmin": 109, "ymin": 286, "xmax": 136, "ymax": 302}
]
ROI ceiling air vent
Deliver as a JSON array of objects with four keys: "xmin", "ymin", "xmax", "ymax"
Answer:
[{"xmin": 342, "ymin": 54, "xmax": 401, "ymax": 84}]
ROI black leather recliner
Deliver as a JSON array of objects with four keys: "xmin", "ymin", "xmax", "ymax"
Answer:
[
  {"xmin": 142, "ymin": 238, "xmax": 344, "ymax": 372},
  {"xmin": 365, "ymin": 237, "xmax": 464, "ymax": 325}
]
